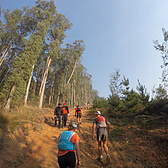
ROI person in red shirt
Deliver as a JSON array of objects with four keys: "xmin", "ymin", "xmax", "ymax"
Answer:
[
  {"xmin": 75, "ymin": 105, "xmax": 82, "ymax": 124},
  {"xmin": 57, "ymin": 121, "xmax": 81, "ymax": 168},
  {"xmin": 92, "ymin": 111, "xmax": 111, "ymax": 163}
]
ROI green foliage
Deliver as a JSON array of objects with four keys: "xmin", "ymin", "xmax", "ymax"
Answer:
[
  {"xmin": 108, "ymin": 70, "xmax": 148, "ymax": 117},
  {"xmin": 93, "ymin": 97, "xmax": 109, "ymax": 108},
  {"xmin": 136, "ymin": 79, "xmax": 149, "ymax": 106},
  {"xmin": 146, "ymin": 99, "xmax": 168, "ymax": 115},
  {"xmin": 154, "ymin": 84, "xmax": 167, "ymax": 100},
  {"xmin": 0, "ymin": 0, "xmax": 96, "ymax": 109}
]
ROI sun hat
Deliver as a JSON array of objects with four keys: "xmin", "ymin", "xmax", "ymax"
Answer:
[{"xmin": 95, "ymin": 111, "xmax": 101, "ymax": 115}]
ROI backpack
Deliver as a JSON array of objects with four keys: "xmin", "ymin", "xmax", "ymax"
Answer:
[
  {"xmin": 76, "ymin": 107, "xmax": 81, "ymax": 113},
  {"xmin": 96, "ymin": 116, "xmax": 107, "ymax": 128},
  {"xmin": 58, "ymin": 131, "xmax": 75, "ymax": 151}
]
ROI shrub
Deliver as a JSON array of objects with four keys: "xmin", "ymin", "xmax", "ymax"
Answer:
[{"xmin": 0, "ymin": 112, "xmax": 9, "ymax": 130}]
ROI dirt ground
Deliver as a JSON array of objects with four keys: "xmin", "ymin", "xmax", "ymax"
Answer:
[{"xmin": 0, "ymin": 108, "xmax": 167, "ymax": 168}]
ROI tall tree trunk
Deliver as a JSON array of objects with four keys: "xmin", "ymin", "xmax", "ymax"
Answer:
[
  {"xmin": 32, "ymin": 68, "xmax": 40, "ymax": 96},
  {"xmin": 66, "ymin": 58, "xmax": 79, "ymax": 86},
  {"xmin": 73, "ymin": 81, "xmax": 76, "ymax": 107},
  {"xmin": 0, "ymin": 35, "xmax": 20, "ymax": 67},
  {"xmin": 39, "ymin": 56, "xmax": 52, "ymax": 108},
  {"xmin": 51, "ymin": 88, "xmax": 54, "ymax": 104},
  {"xmin": 71, "ymin": 83, "xmax": 73, "ymax": 107},
  {"xmin": 24, "ymin": 65, "xmax": 35, "ymax": 106},
  {"xmin": 4, "ymin": 84, "xmax": 16, "ymax": 110},
  {"xmin": 56, "ymin": 92, "xmax": 60, "ymax": 105},
  {"xmin": 0, "ymin": 44, "xmax": 14, "ymax": 67},
  {"xmin": 49, "ymin": 79, "xmax": 54, "ymax": 105}
]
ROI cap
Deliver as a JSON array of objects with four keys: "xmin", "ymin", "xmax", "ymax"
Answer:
[
  {"xmin": 63, "ymin": 103, "xmax": 66, "ymax": 105},
  {"xmin": 68, "ymin": 121, "xmax": 77, "ymax": 130},
  {"xmin": 95, "ymin": 111, "xmax": 101, "ymax": 115},
  {"xmin": 58, "ymin": 103, "xmax": 61, "ymax": 105}
]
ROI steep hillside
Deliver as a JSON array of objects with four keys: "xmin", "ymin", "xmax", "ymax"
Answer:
[{"xmin": 0, "ymin": 107, "xmax": 167, "ymax": 168}]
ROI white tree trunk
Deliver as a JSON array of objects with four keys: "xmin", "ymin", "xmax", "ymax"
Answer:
[
  {"xmin": 71, "ymin": 83, "xmax": 73, "ymax": 107},
  {"xmin": 4, "ymin": 84, "xmax": 16, "ymax": 110},
  {"xmin": 39, "ymin": 57, "xmax": 50, "ymax": 97},
  {"xmin": 24, "ymin": 65, "xmax": 35, "ymax": 106},
  {"xmin": 66, "ymin": 57, "xmax": 79, "ymax": 86},
  {"xmin": 0, "ymin": 44, "xmax": 14, "ymax": 67},
  {"xmin": 49, "ymin": 80, "xmax": 53, "ymax": 105},
  {"xmin": 39, "ymin": 56, "xmax": 52, "ymax": 108}
]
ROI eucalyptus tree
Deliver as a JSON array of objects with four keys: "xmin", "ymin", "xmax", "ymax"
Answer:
[
  {"xmin": 3, "ymin": 21, "xmax": 50, "ymax": 109},
  {"xmin": 50, "ymin": 40, "xmax": 85, "ymax": 106},
  {"xmin": 0, "ymin": 8, "xmax": 27, "ymax": 93},
  {"xmin": 0, "ymin": 9, "xmax": 24, "ymax": 67},
  {"xmin": 1, "ymin": 1, "xmax": 52, "ymax": 109},
  {"xmin": 38, "ymin": 0, "xmax": 72, "ymax": 108},
  {"xmin": 0, "ymin": 8, "xmax": 28, "ymax": 108}
]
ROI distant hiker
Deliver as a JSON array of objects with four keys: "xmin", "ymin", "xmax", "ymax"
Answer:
[
  {"xmin": 75, "ymin": 105, "xmax": 82, "ymax": 124},
  {"xmin": 57, "ymin": 121, "xmax": 81, "ymax": 168},
  {"xmin": 54, "ymin": 103, "xmax": 63, "ymax": 128},
  {"xmin": 92, "ymin": 111, "xmax": 111, "ymax": 163},
  {"xmin": 62, "ymin": 103, "xmax": 69, "ymax": 128}
]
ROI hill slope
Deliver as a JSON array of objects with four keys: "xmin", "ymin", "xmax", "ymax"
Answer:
[{"xmin": 0, "ymin": 107, "xmax": 167, "ymax": 168}]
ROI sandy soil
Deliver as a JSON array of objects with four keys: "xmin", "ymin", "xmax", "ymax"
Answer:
[{"xmin": 0, "ymin": 108, "xmax": 167, "ymax": 168}]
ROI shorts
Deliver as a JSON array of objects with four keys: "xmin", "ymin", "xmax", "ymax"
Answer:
[
  {"xmin": 58, "ymin": 151, "xmax": 76, "ymax": 168},
  {"xmin": 77, "ymin": 113, "xmax": 81, "ymax": 118},
  {"xmin": 97, "ymin": 128, "xmax": 108, "ymax": 141}
]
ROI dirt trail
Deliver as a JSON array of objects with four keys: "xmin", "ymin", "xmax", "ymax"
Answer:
[
  {"xmin": 0, "ymin": 109, "xmax": 111, "ymax": 168},
  {"xmin": 0, "ymin": 108, "xmax": 167, "ymax": 168}
]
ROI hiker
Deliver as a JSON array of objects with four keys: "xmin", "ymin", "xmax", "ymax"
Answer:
[
  {"xmin": 75, "ymin": 105, "xmax": 82, "ymax": 124},
  {"xmin": 92, "ymin": 111, "xmax": 111, "ymax": 163},
  {"xmin": 57, "ymin": 121, "xmax": 81, "ymax": 168},
  {"xmin": 54, "ymin": 103, "xmax": 63, "ymax": 128},
  {"xmin": 62, "ymin": 103, "xmax": 69, "ymax": 128}
]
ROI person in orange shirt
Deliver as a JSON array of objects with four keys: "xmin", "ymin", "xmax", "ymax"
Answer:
[
  {"xmin": 57, "ymin": 121, "xmax": 81, "ymax": 168},
  {"xmin": 62, "ymin": 103, "xmax": 69, "ymax": 128},
  {"xmin": 75, "ymin": 105, "xmax": 82, "ymax": 124}
]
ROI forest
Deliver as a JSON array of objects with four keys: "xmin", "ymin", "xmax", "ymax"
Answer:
[
  {"xmin": 0, "ymin": 1, "xmax": 168, "ymax": 167},
  {"xmin": 1, "ymin": 0, "xmax": 168, "ymax": 118},
  {"xmin": 0, "ymin": 0, "xmax": 98, "ymax": 110}
]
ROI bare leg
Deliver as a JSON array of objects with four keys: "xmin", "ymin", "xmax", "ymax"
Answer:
[
  {"xmin": 103, "ymin": 141, "xmax": 109, "ymax": 154},
  {"xmin": 98, "ymin": 141, "xmax": 102, "ymax": 158},
  {"xmin": 77, "ymin": 117, "xmax": 79, "ymax": 124}
]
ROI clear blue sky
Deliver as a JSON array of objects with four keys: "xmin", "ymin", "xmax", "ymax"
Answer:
[{"xmin": 1, "ymin": 0, "xmax": 168, "ymax": 98}]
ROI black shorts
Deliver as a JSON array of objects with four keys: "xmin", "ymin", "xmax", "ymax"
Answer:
[
  {"xmin": 77, "ymin": 113, "xmax": 81, "ymax": 118},
  {"xmin": 58, "ymin": 151, "xmax": 76, "ymax": 168},
  {"xmin": 97, "ymin": 128, "xmax": 108, "ymax": 141}
]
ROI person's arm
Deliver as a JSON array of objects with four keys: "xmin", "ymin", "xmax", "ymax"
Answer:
[
  {"xmin": 67, "ymin": 106, "xmax": 69, "ymax": 114},
  {"xmin": 92, "ymin": 123, "xmax": 96, "ymax": 140},
  {"xmin": 107, "ymin": 121, "xmax": 110, "ymax": 134},
  {"xmin": 75, "ymin": 140, "xmax": 81, "ymax": 166},
  {"xmin": 54, "ymin": 108, "xmax": 57, "ymax": 117}
]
